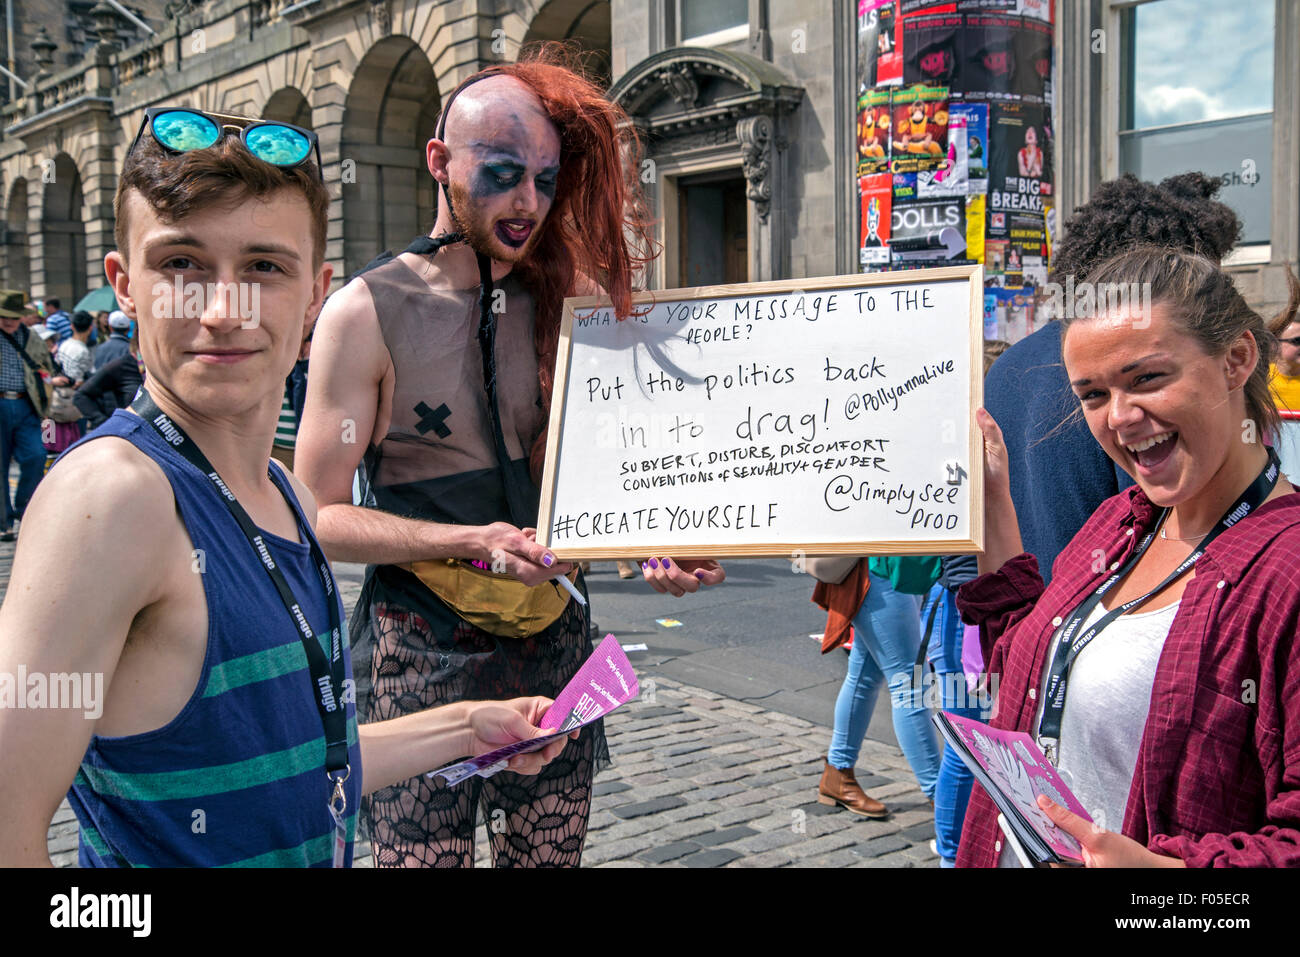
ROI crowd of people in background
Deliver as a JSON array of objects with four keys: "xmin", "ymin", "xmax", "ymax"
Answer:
[{"xmin": 0, "ymin": 294, "xmax": 147, "ymax": 540}]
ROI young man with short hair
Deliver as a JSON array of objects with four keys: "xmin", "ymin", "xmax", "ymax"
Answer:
[{"xmin": 0, "ymin": 109, "xmax": 572, "ymax": 867}]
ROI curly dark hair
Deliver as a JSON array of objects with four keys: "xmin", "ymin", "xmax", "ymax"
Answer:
[{"xmin": 1048, "ymin": 172, "xmax": 1241, "ymax": 286}]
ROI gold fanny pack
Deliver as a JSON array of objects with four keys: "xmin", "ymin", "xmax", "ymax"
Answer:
[{"xmin": 400, "ymin": 558, "xmax": 579, "ymax": 639}]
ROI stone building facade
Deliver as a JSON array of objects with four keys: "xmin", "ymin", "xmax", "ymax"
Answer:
[{"xmin": 0, "ymin": 0, "xmax": 1295, "ymax": 318}]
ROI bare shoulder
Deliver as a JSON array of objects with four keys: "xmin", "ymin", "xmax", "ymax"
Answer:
[
  {"xmin": 317, "ymin": 274, "xmax": 382, "ymax": 345},
  {"xmin": 15, "ymin": 434, "xmax": 178, "ymax": 597},
  {"xmin": 316, "ymin": 273, "xmax": 379, "ymax": 335},
  {"xmin": 278, "ymin": 465, "xmax": 319, "ymax": 529},
  {"xmin": 38, "ymin": 434, "xmax": 173, "ymax": 527}
]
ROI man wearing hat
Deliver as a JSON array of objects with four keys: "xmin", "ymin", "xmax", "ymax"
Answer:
[
  {"xmin": 92, "ymin": 310, "xmax": 133, "ymax": 373},
  {"xmin": 0, "ymin": 289, "xmax": 55, "ymax": 541}
]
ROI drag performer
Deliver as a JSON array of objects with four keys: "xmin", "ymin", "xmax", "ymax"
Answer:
[{"xmin": 296, "ymin": 48, "xmax": 723, "ymax": 867}]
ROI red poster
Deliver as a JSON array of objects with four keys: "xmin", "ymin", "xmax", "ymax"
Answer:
[{"xmin": 859, "ymin": 172, "xmax": 893, "ymax": 269}]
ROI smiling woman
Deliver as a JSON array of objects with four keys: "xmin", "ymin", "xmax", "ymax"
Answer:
[{"xmin": 955, "ymin": 245, "xmax": 1300, "ymax": 868}]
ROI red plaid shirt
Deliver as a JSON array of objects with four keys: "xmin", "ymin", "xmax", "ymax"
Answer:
[{"xmin": 955, "ymin": 486, "xmax": 1300, "ymax": 867}]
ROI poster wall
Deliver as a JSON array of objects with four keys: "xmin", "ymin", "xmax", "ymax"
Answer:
[{"xmin": 856, "ymin": 0, "xmax": 1054, "ymax": 344}]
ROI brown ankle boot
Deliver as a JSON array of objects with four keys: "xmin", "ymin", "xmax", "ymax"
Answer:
[{"xmin": 818, "ymin": 761, "xmax": 889, "ymax": 818}]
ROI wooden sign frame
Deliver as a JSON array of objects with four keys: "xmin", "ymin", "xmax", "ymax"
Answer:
[{"xmin": 536, "ymin": 266, "xmax": 985, "ymax": 559}]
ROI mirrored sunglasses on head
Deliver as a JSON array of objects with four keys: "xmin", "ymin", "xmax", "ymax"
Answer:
[{"xmin": 128, "ymin": 106, "xmax": 324, "ymax": 182}]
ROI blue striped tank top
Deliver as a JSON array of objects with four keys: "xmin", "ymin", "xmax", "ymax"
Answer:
[{"xmin": 63, "ymin": 410, "xmax": 362, "ymax": 867}]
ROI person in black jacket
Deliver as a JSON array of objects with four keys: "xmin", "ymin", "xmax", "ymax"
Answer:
[{"xmin": 74, "ymin": 354, "xmax": 143, "ymax": 430}]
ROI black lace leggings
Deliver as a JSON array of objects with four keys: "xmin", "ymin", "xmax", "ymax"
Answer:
[{"xmin": 362, "ymin": 597, "xmax": 605, "ymax": 867}]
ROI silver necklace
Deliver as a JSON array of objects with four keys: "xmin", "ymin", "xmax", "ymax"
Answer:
[{"xmin": 1160, "ymin": 521, "xmax": 1210, "ymax": 543}]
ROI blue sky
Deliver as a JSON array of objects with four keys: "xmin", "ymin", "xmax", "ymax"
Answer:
[{"xmin": 1130, "ymin": 0, "xmax": 1274, "ymax": 128}]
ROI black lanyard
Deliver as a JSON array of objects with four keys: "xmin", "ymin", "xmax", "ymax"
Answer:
[
  {"xmin": 1037, "ymin": 447, "xmax": 1281, "ymax": 761},
  {"xmin": 131, "ymin": 390, "xmax": 350, "ymax": 787}
]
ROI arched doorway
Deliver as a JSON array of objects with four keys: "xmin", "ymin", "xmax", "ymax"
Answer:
[
  {"xmin": 263, "ymin": 87, "xmax": 311, "ymax": 129},
  {"xmin": 340, "ymin": 38, "xmax": 439, "ymax": 278},
  {"xmin": 523, "ymin": 0, "xmax": 612, "ymax": 89},
  {"xmin": 5, "ymin": 178, "xmax": 29, "ymax": 294},
  {"xmin": 41, "ymin": 155, "xmax": 87, "ymax": 303}
]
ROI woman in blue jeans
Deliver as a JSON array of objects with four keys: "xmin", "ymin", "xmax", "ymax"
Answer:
[
  {"xmin": 820, "ymin": 558, "xmax": 944, "ymax": 818},
  {"xmin": 920, "ymin": 574, "xmax": 986, "ymax": 867}
]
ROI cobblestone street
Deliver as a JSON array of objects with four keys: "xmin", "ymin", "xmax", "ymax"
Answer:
[
  {"xmin": 4, "ymin": 495, "xmax": 936, "ymax": 869},
  {"xmin": 43, "ymin": 673, "xmax": 936, "ymax": 868}
]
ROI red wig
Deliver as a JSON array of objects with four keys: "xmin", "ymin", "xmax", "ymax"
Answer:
[{"xmin": 440, "ymin": 43, "xmax": 658, "ymax": 485}]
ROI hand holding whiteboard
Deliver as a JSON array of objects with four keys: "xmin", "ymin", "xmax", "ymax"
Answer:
[{"xmin": 537, "ymin": 266, "xmax": 984, "ymax": 559}]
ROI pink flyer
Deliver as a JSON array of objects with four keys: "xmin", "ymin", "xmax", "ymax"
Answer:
[
  {"xmin": 939, "ymin": 712, "xmax": 1093, "ymax": 862},
  {"xmin": 431, "ymin": 635, "xmax": 638, "ymax": 785}
]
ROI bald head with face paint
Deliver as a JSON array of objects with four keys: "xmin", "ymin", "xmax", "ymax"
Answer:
[{"xmin": 426, "ymin": 75, "xmax": 562, "ymax": 267}]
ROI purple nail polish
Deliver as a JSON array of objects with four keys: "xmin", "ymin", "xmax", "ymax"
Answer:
[
  {"xmin": 663, "ymin": 558, "xmax": 672, "ymax": 569},
  {"xmin": 641, "ymin": 562, "xmax": 648, "ymax": 571},
  {"xmin": 542, "ymin": 554, "xmax": 554, "ymax": 567},
  {"xmin": 695, "ymin": 570, "xmax": 705, "ymax": 580},
  {"xmin": 648, "ymin": 558, "xmax": 659, "ymax": 569}
]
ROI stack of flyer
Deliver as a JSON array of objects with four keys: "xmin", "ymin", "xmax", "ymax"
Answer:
[
  {"xmin": 432, "ymin": 634, "xmax": 638, "ymax": 786},
  {"xmin": 933, "ymin": 711, "xmax": 1093, "ymax": 867}
]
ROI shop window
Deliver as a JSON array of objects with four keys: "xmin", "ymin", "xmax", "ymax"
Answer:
[
  {"xmin": 1118, "ymin": 0, "xmax": 1274, "ymax": 246},
  {"xmin": 678, "ymin": 0, "xmax": 748, "ymax": 46}
]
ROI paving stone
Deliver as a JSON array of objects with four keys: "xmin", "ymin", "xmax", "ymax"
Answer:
[
  {"xmin": 611, "ymin": 795, "xmax": 687, "ymax": 819},
  {"xmin": 711, "ymin": 752, "xmax": 756, "ymax": 768},
  {"xmin": 690, "ymin": 765, "xmax": 755, "ymax": 786},
  {"xmin": 598, "ymin": 817, "xmax": 664, "ymax": 842},
  {"xmin": 693, "ymin": 781, "xmax": 747, "ymax": 802},
  {"xmin": 626, "ymin": 780, "xmax": 697, "ymax": 800},
  {"xmin": 900, "ymin": 821, "xmax": 936, "ymax": 842},
  {"xmin": 786, "ymin": 831, "xmax": 859, "ymax": 859},
  {"xmin": 744, "ymin": 769, "xmax": 799, "ymax": 788},
  {"xmin": 583, "ymin": 838, "xmax": 647, "ymax": 863},
  {"xmin": 851, "ymin": 834, "xmax": 911, "ymax": 858},
  {"xmin": 712, "ymin": 805, "xmax": 773, "ymax": 827},
  {"xmin": 706, "ymin": 730, "xmax": 761, "ymax": 746},
  {"xmin": 661, "ymin": 817, "xmax": 720, "ymax": 841},
  {"xmin": 624, "ymin": 771, "xmax": 671, "ymax": 787},
  {"xmin": 593, "ymin": 780, "xmax": 632, "ymax": 796},
  {"xmin": 663, "ymin": 761, "xmax": 708, "ymax": 779},
  {"xmin": 766, "ymin": 713, "xmax": 814, "ymax": 728},
  {"xmin": 681, "ymin": 848, "xmax": 743, "ymax": 867},
  {"xmin": 663, "ymin": 741, "xmax": 712, "ymax": 757},
  {"xmin": 716, "ymin": 786, "xmax": 785, "ymax": 808},
  {"xmin": 693, "ymin": 825, "xmax": 759, "ymax": 847},
  {"xmin": 733, "ymin": 827, "xmax": 805, "ymax": 854},
  {"xmin": 708, "ymin": 741, "xmax": 756, "ymax": 755},
  {"xmin": 729, "ymin": 849, "xmax": 796, "ymax": 867},
  {"xmin": 638, "ymin": 841, "xmax": 702, "ymax": 864},
  {"xmin": 797, "ymin": 847, "xmax": 863, "ymax": 868},
  {"xmin": 797, "ymin": 799, "xmax": 841, "ymax": 816},
  {"xmin": 628, "ymin": 706, "xmax": 683, "ymax": 719}
]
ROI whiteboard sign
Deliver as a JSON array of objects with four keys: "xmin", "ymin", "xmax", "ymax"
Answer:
[{"xmin": 537, "ymin": 267, "xmax": 984, "ymax": 558}]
